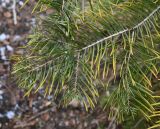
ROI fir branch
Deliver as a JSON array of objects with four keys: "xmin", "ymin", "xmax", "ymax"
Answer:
[
  {"xmin": 14, "ymin": 1, "xmax": 160, "ymax": 127},
  {"xmin": 80, "ymin": 5, "xmax": 160, "ymax": 51}
]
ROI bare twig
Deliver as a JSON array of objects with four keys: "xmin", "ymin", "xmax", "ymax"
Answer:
[
  {"xmin": 27, "ymin": 107, "xmax": 53, "ymax": 122},
  {"xmin": 14, "ymin": 122, "xmax": 36, "ymax": 129},
  {"xmin": 14, "ymin": 107, "xmax": 55, "ymax": 128},
  {"xmin": 82, "ymin": 0, "xmax": 85, "ymax": 13},
  {"xmin": 12, "ymin": 0, "xmax": 17, "ymax": 25},
  {"xmin": 107, "ymin": 109, "xmax": 118, "ymax": 129},
  {"xmin": 132, "ymin": 118, "xmax": 144, "ymax": 129},
  {"xmin": 4, "ymin": 84, "xmax": 17, "ymax": 105}
]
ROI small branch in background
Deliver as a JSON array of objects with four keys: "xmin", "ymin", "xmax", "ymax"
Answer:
[
  {"xmin": 80, "ymin": 5, "xmax": 160, "ymax": 51},
  {"xmin": 12, "ymin": 0, "xmax": 17, "ymax": 25},
  {"xmin": 107, "ymin": 109, "xmax": 118, "ymax": 129},
  {"xmin": 82, "ymin": 0, "xmax": 85, "ymax": 11},
  {"xmin": 14, "ymin": 107, "xmax": 54, "ymax": 128},
  {"xmin": 132, "ymin": 118, "xmax": 144, "ymax": 129},
  {"xmin": 82, "ymin": 0, "xmax": 85, "ymax": 19}
]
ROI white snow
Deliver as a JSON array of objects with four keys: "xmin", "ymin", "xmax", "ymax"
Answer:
[
  {"xmin": 6, "ymin": 111, "xmax": 15, "ymax": 119},
  {"xmin": 6, "ymin": 45, "xmax": 14, "ymax": 52},
  {"xmin": 0, "ymin": 95, "xmax": 3, "ymax": 100},
  {"xmin": 0, "ymin": 90, "xmax": 4, "ymax": 95},
  {"xmin": 0, "ymin": 34, "xmax": 7, "ymax": 41},
  {"xmin": 0, "ymin": 47, "xmax": 6, "ymax": 60}
]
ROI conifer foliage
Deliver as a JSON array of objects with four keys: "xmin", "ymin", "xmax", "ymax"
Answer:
[{"xmin": 13, "ymin": 0, "xmax": 160, "ymax": 128}]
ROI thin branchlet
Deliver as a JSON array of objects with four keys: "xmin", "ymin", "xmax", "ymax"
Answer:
[
  {"xmin": 74, "ymin": 52, "xmax": 80, "ymax": 90},
  {"xmin": 79, "ymin": 6, "xmax": 160, "ymax": 51}
]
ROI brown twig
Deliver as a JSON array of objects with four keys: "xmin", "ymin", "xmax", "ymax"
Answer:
[{"xmin": 14, "ymin": 106, "xmax": 55, "ymax": 128}]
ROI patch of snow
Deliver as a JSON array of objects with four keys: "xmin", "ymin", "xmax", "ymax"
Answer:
[
  {"xmin": 0, "ymin": 113, "xmax": 4, "ymax": 118},
  {"xmin": 1, "ymin": 2, "xmax": 6, "ymax": 7},
  {"xmin": 0, "ymin": 34, "xmax": 7, "ymax": 41},
  {"xmin": 0, "ymin": 47, "xmax": 7, "ymax": 60},
  {"xmin": 47, "ymin": 95, "xmax": 53, "ymax": 100},
  {"xmin": 13, "ymin": 35, "xmax": 21, "ymax": 42},
  {"xmin": 0, "ymin": 90, "xmax": 4, "ymax": 95},
  {"xmin": 6, "ymin": 45, "xmax": 14, "ymax": 52},
  {"xmin": 19, "ymin": 1, "xmax": 24, "ymax": 6},
  {"xmin": 0, "ymin": 95, "xmax": 3, "ymax": 100},
  {"xmin": 14, "ymin": 104, "xmax": 19, "ymax": 110},
  {"xmin": 6, "ymin": 111, "xmax": 15, "ymax": 119}
]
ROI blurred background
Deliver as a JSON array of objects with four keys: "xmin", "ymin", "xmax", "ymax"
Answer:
[{"xmin": 0, "ymin": 0, "xmax": 119, "ymax": 129}]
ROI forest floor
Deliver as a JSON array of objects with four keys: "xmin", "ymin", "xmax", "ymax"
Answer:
[{"xmin": 0, "ymin": 1, "xmax": 122, "ymax": 129}]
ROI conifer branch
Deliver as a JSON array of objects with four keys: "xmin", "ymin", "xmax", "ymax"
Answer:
[
  {"xmin": 80, "ymin": 5, "xmax": 160, "ymax": 51},
  {"xmin": 13, "ymin": 1, "xmax": 160, "ymax": 127}
]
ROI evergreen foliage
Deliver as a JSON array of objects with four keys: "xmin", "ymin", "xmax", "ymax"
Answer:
[{"xmin": 13, "ymin": 0, "xmax": 160, "ymax": 128}]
